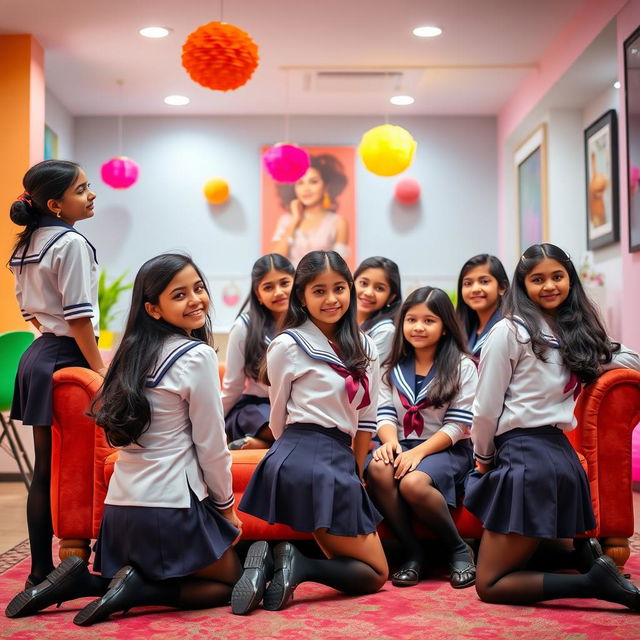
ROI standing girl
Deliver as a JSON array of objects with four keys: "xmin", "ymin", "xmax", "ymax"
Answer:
[
  {"xmin": 222, "ymin": 254, "xmax": 294, "ymax": 449},
  {"xmin": 367, "ymin": 287, "xmax": 477, "ymax": 589},
  {"xmin": 354, "ymin": 256, "xmax": 402, "ymax": 366},
  {"xmin": 456, "ymin": 254, "xmax": 509, "ymax": 361},
  {"xmin": 232, "ymin": 250, "xmax": 388, "ymax": 614},
  {"xmin": 465, "ymin": 243, "xmax": 640, "ymax": 610},
  {"xmin": 8, "ymin": 160, "xmax": 106, "ymax": 590}
]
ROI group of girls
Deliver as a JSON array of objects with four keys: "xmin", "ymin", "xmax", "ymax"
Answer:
[{"xmin": 5, "ymin": 160, "xmax": 640, "ymax": 626}]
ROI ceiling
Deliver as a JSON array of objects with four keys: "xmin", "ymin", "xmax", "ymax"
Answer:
[{"xmin": 0, "ymin": 0, "xmax": 615, "ymax": 117}]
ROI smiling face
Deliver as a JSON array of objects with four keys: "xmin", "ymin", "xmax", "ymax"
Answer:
[
  {"xmin": 48, "ymin": 168, "xmax": 96, "ymax": 226},
  {"xmin": 301, "ymin": 268, "xmax": 351, "ymax": 338},
  {"xmin": 145, "ymin": 264, "xmax": 210, "ymax": 334},
  {"xmin": 294, "ymin": 167, "xmax": 325, "ymax": 208},
  {"xmin": 461, "ymin": 263, "xmax": 505, "ymax": 316},
  {"xmin": 403, "ymin": 302, "xmax": 444, "ymax": 353},
  {"xmin": 256, "ymin": 268, "xmax": 293, "ymax": 317},
  {"xmin": 524, "ymin": 257, "xmax": 570, "ymax": 315},
  {"xmin": 355, "ymin": 267, "xmax": 395, "ymax": 320}
]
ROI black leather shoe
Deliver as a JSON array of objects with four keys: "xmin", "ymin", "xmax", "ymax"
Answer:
[
  {"xmin": 391, "ymin": 560, "xmax": 422, "ymax": 587},
  {"xmin": 574, "ymin": 538, "xmax": 604, "ymax": 573},
  {"xmin": 449, "ymin": 544, "xmax": 476, "ymax": 589},
  {"xmin": 6, "ymin": 556, "xmax": 88, "ymax": 618},
  {"xmin": 231, "ymin": 541, "xmax": 273, "ymax": 615},
  {"xmin": 263, "ymin": 542, "xmax": 298, "ymax": 611},
  {"xmin": 591, "ymin": 555, "xmax": 640, "ymax": 610},
  {"xmin": 73, "ymin": 566, "xmax": 139, "ymax": 626}
]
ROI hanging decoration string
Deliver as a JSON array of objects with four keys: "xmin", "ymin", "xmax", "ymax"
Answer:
[{"xmin": 117, "ymin": 79, "xmax": 124, "ymax": 156}]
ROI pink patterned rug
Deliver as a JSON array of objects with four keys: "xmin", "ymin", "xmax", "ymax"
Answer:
[{"xmin": 1, "ymin": 537, "xmax": 639, "ymax": 639}]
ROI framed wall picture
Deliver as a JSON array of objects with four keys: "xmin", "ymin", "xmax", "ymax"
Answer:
[
  {"xmin": 584, "ymin": 109, "xmax": 619, "ymax": 250},
  {"xmin": 624, "ymin": 25, "xmax": 640, "ymax": 252},
  {"xmin": 514, "ymin": 124, "xmax": 548, "ymax": 254},
  {"xmin": 44, "ymin": 125, "xmax": 59, "ymax": 160}
]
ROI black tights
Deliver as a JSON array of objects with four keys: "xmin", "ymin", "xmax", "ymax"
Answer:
[{"xmin": 27, "ymin": 426, "xmax": 54, "ymax": 582}]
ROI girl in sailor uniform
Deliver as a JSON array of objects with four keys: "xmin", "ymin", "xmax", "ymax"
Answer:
[
  {"xmin": 464, "ymin": 243, "xmax": 640, "ymax": 610},
  {"xmin": 456, "ymin": 254, "xmax": 509, "ymax": 362},
  {"xmin": 232, "ymin": 250, "xmax": 388, "ymax": 614},
  {"xmin": 366, "ymin": 287, "xmax": 477, "ymax": 589},
  {"xmin": 354, "ymin": 256, "xmax": 402, "ymax": 366},
  {"xmin": 7, "ymin": 254, "xmax": 243, "ymax": 623},
  {"xmin": 7, "ymin": 160, "xmax": 107, "ymax": 592},
  {"xmin": 222, "ymin": 254, "xmax": 294, "ymax": 450}
]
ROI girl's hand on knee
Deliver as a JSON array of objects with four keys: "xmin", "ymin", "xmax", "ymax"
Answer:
[
  {"xmin": 373, "ymin": 442, "xmax": 401, "ymax": 464},
  {"xmin": 221, "ymin": 507, "xmax": 243, "ymax": 543},
  {"xmin": 393, "ymin": 448, "xmax": 423, "ymax": 479}
]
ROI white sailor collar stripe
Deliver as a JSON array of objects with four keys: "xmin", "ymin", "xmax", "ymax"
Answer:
[
  {"xmin": 389, "ymin": 355, "xmax": 436, "ymax": 404},
  {"xmin": 368, "ymin": 317, "xmax": 394, "ymax": 337},
  {"xmin": 146, "ymin": 339, "xmax": 202, "ymax": 388}
]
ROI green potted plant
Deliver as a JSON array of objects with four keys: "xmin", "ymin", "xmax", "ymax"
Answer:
[{"xmin": 98, "ymin": 268, "xmax": 133, "ymax": 349}]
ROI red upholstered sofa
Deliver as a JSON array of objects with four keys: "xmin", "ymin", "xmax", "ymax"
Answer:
[{"xmin": 50, "ymin": 366, "xmax": 640, "ymax": 569}]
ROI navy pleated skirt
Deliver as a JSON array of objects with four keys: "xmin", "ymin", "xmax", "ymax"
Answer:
[
  {"xmin": 10, "ymin": 333, "xmax": 89, "ymax": 427},
  {"xmin": 239, "ymin": 423, "xmax": 383, "ymax": 537},
  {"xmin": 225, "ymin": 394, "xmax": 270, "ymax": 441},
  {"xmin": 94, "ymin": 490, "xmax": 239, "ymax": 580},
  {"xmin": 366, "ymin": 438, "xmax": 473, "ymax": 508},
  {"xmin": 463, "ymin": 426, "xmax": 596, "ymax": 538}
]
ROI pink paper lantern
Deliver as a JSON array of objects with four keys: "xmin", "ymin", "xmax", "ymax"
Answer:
[
  {"xmin": 101, "ymin": 156, "xmax": 140, "ymax": 189},
  {"xmin": 262, "ymin": 144, "xmax": 310, "ymax": 183},
  {"xmin": 632, "ymin": 421, "xmax": 640, "ymax": 482},
  {"xmin": 395, "ymin": 177, "xmax": 421, "ymax": 205}
]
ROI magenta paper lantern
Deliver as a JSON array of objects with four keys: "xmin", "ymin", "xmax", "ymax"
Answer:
[
  {"xmin": 101, "ymin": 156, "xmax": 140, "ymax": 189},
  {"xmin": 262, "ymin": 144, "xmax": 310, "ymax": 183},
  {"xmin": 632, "ymin": 421, "xmax": 640, "ymax": 482},
  {"xmin": 395, "ymin": 177, "xmax": 421, "ymax": 205}
]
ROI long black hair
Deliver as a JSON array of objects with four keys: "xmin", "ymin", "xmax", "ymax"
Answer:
[
  {"xmin": 91, "ymin": 254, "xmax": 213, "ymax": 447},
  {"xmin": 505, "ymin": 243, "xmax": 618, "ymax": 383},
  {"xmin": 456, "ymin": 253, "xmax": 509, "ymax": 337},
  {"xmin": 281, "ymin": 250, "xmax": 370, "ymax": 376},
  {"xmin": 9, "ymin": 160, "xmax": 80, "ymax": 264},
  {"xmin": 238, "ymin": 253, "xmax": 294, "ymax": 380},
  {"xmin": 353, "ymin": 256, "xmax": 402, "ymax": 331},
  {"xmin": 385, "ymin": 287, "xmax": 469, "ymax": 407}
]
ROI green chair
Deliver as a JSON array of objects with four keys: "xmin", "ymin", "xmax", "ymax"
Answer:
[{"xmin": 0, "ymin": 331, "xmax": 35, "ymax": 488}]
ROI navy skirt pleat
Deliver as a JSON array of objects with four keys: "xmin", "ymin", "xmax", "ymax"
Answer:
[
  {"xmin": 225, "ymin": 394, "xmax": 270, "ymax": 440},
  {"xmin": 463, "ymin": 426, "xmax": 596, "ymax": 538},
  {"xmin": 10, "ymin": 333, "xmax": 89, "ymax": 427},
  {"xmin": 94, "ymin": 490, "xmax": 239, "ymax": 580},
  {"xmin": 239, "ymin": 423, "xmax": 383, "ymax": 537}
]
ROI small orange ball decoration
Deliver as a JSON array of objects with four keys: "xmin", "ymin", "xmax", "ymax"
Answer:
[{"xmin": 182, "ymin": 22, "xmax": 259, "ymax": 91}]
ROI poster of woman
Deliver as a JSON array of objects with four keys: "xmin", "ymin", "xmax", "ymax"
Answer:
[{"xmin": 261, "ymin": 146, "xmax": 356, "ymax": 269}]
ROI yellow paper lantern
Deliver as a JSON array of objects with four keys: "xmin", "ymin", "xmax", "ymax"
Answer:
[
  {"xmin": 358, "ymin": 124, "xmax": 417, "ymax": 177},
  {"xmin": 203, "ymin": 177, "xmax": 230, "ymax": 204}
]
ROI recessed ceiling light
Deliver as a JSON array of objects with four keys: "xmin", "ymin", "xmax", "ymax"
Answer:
[
  {"xmin": 614, "ymin": 81, "xmax": 621, "ymax": 89},
  {"xmin": 164, "ymin": 95, "xmax": 190, "ymax": 106},
  {"xmin": 139, "ymin": 26, "xmax": 171, "ymax": 38},
  {"xmin": 390, "ymin": 95, "xmax": 415, "ymax": 106},
  {"xmin": 413, "ymin": 25, "xmax": 443, "ymax": 38}
]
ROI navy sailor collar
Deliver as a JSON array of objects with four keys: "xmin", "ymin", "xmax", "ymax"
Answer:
[
  {"xmin": 239, "ymin": 312, "xmax": 274, "ymax": 346},
  {"xmin": 390, "ymin": 353, "xmax": 436, "ymax": 404},
  {"xmin": 146, "ymin": 338, "xmax": 202, "ymax": 387},
  {"xmin": 469, "ymin": 307, "xmax": 503, "ymax": 354}
]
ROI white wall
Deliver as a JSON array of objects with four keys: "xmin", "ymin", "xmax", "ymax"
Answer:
[
  {"xmin": 74, "ymin": 114, "xmax": 497, "ymax": 331},
  {"xmin": 45, "ymin": 89, "xmax": 74, "ymax": 160}
]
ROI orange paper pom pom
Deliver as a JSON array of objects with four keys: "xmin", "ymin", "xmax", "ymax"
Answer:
[{"xmin": 182, "ymin": 21, "xmax": 259, "ymax": 92}]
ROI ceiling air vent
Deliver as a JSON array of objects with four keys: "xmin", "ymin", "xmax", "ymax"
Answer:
[{"xmin": 311, "ymin": 71, "xmax": 403, "ymax": 93}]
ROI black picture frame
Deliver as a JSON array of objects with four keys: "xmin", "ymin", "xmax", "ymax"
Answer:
[
  {"xmin": 624, "ymin": 25, "xmax": 640, "ymax": 252},
  {"xmin": 584, "ymin": 109, "xmax": 619, "ymax": 250}
]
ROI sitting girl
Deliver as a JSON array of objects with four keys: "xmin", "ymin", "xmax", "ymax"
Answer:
[
  {"xmin": 222, "ymin": 254, "xmax": 294, "ymax": 449},
  {"xmin": 366, "ymin": 287, "xmax": 477, "ymax": 589}
]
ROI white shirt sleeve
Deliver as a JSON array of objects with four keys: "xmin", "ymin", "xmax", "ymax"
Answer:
[
  {"xmin": 604, "ymin": 343, "xmax": 640, "ymax": 372},
  {"xmin": 357, "ymin": 339, "xmax": 379, "ymax": 433},
  {"xmin": 266, "ymin": 337, "xmax": 299, "ymax": 439},
  {"xmin": 220, "ymin": 319, "xmax": 249, "ymax": 415},
  {"xmin": 472, "ymin": 321, "xmax": 519, "ymax": 463},
  {"xmin": 181, "ymin": 346, "xmax": 234, "ymax": 510},
  {"xmin": 13, "ymin": 275, "xmax": 34, "ymax": 321},
  {"xmin": 52, "ymin": 235, "xmax": 95, "ymax": 321},
  {"xmin": 440, "ymin": 357, "xmax": 477, "ymax": 445}
]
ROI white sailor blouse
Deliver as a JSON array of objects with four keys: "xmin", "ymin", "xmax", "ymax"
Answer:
[
  {"xmin": 472, "ymin": 317, "xmax": 640, "ymax": 464},
  {"xmin": 365, "ymin": 317, "xmax": 395, "ymax": 366},
  {"xmin": 468, "ymin": 308, "xmax": 502, "ymax": 361},
  {"xmin": 266, "ymin": 319, "xmax": 380, "ymax": 439},
  {"xmin": 377, "ymin": 354, "xmax": 477, "ymax": 445},
  {"xmin": 9, "ymin": 217, "xmax": 99, "ymax": 337},
  {"xmin": 221, "ymin": 313, "xmax": 271, "ymax": 415},
  {"xmin": 105, "ymin": 336, "xmax": 234, "ymax": 510}
]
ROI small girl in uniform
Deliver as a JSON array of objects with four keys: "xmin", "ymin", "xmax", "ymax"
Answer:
[
  {"xmin": 465, "ymin": 243, "xmax": 640, "ymax": 610},
  {"xmin": 7, "ymin": 254, "xmax": 243, "ymax": 623},
  {"xmin": 222, "ymin": 254, "xmax": 294, "ymax": 449},
  {"xmin": 367, "ymin": 287, "xmax": 477, "ymax": 589},
  {"xmin": 232, "ymin": 250, "xmax": 388, "ymax": 614},
  {"xmin": 456, "ymin": 254, "xmax": 509, "ymax": 361},
  {"xmin": 7, "ymin": 160, "xmax": 106, "ymax": 590},
  {"xmin": 354, "ymin": 256, "xmax": 402, "ymax": 366}
]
